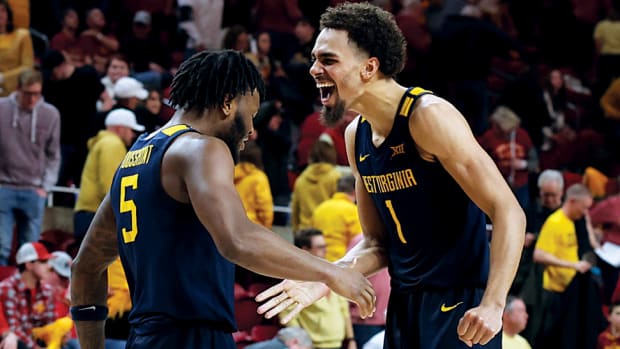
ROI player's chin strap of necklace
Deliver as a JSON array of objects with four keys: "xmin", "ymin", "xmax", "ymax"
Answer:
[{"xmin": 70, "ymin": 304, "xmax": 109, "ymax": 321}]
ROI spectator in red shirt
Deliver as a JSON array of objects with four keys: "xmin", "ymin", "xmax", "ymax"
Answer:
[
  {"xmin": 0, "ymin": 242, "xmax": 55, "ymax": 348},
  {"xmin": 296, "ymin": 110, "xmax": 355, "ymax": 171},
  {"xmin": 50, "ymin": 8, "xmax": 85, "ymax": 67},
  {"xmin": 478, "ymin": 105, "xmax": 536, "ymax": 209}
]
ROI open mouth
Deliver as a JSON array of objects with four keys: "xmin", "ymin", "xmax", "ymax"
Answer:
[{"xmin": 317, "ymin": 82, "xmax": 335, "ymax": 103}]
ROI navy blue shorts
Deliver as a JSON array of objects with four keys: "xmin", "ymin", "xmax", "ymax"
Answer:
[
  {"xmin": 384, "ymin": 287, "xmax": 502, "ymax": 349},
  {"xmin": 125, "ymin": 316, "xmax": 235, "ymax": 349}
]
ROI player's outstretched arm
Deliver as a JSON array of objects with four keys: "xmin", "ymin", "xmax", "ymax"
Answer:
[
  {"xmin": 255, "ymin": 117, "xmax": 388, "ymax": 323},
  {"xmin": 410, "ymin": 96, "xmax": 525, "ymax": 347},
  {"xmin": 71, "ymin": 195, "xmax": 119, "ymax": 349},
  {"xmin": 177, "ymin": 136, "xmax": 376, "ymax": 317}
]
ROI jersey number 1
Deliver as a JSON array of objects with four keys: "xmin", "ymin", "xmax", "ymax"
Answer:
[
  {"xmin": 120, "ymin": 174, "xmax": 139, "ymax": 243},
  {"xmin": 385, "ymin": 200, "xmax": 407, "ymax": 244}
]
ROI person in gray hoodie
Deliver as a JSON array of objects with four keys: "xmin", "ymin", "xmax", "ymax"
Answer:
[{"xmin": 0, "ymin": 68, "xmax": 61, "ymax": 265}]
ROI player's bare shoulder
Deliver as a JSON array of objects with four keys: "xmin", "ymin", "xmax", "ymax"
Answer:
[
  {"xmin": 167, "ymin": 131, "xmax": 232, "ymax": 165},
  {"xmin": 409, "ymin": 94, "xmax": 473, "ymax": 160},
  {"xmin": 410, "ymin": 94, "xmax": 460, "ymax": 126}
]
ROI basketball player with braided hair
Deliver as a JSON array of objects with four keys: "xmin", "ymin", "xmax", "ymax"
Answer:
[{"xmin": 70, "ymin": 50, "xmax": 376, "ymax": 349}]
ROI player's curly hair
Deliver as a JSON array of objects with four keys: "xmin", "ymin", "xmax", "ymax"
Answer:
[
  {"xmin": 169, "ymin": 50, "xmax": 265, "ymax": 113},
  {"xmin": 319, "ymin": 2, "xmax": 406, "ymax": 78}
]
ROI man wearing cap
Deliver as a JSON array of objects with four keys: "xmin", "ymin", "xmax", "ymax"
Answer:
[
  {"xmin": 112, "ymin": 77, "xmax": 149, "ymax": 112},
  {"xmin": 31, "ymin": 251, "xmax": 78, "ymax": 349},
  {"xmin": 0, "ymin": 242, "xmax": 56, "ymax": 348},
  {"xmin": 46, "ymin": 251, "xmax": 72, "ymax": 311},
  {"xmin": 74, "ymin": 108, "xmax": 145, "ymax": 242}
]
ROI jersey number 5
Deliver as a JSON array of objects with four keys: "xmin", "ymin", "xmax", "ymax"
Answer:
[
  {"xmin": 385, "ymin": 200, "xmax": 407, "ymax": 244},
  {"xmin": 120, "ymin": 174, "xmax": 139, "ymax": 243}
]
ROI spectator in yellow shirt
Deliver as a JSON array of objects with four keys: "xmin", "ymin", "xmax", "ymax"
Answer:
[
  {"xmin": 311, "ymin": 174, "xmax": 361, "ymax": 261},
  {"xmin": 534, "ymin": 183, "xmax": 594, "ymax": 348},
  {"xmin": 234, "ymin": 140, "xmax": 274, "ymax": 228},
  {"xmin": 291, "ymin": 138, "xmax": 341, "ymax": 231},
  {"xmin": 73, "ymin": 109, "xmax": 145, "ymax": 241},
  {"xmin": 282, "ymin": 229, "xmax": 356, "ymax": 349},
  {"xmin": 0, "ymin": 0, "xmax": 33, "ymax": 96},
  {"xmin": 502, "ymin": 296, "xmax": 532, "ymax": 349}
]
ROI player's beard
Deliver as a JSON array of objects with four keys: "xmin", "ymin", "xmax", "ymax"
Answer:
[
  {"xmin": 217, "ymin": 112, "xmax": 247, "ymax": 165},
  {"xmin": 320, "ymin": 99, "xmax": 346, "ymax": 127}
]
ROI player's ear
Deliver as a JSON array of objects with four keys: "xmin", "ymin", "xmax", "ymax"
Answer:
[
  {"xmin": 221, "ymin": 95, "xmax": 236, "ymax": 119},
  {"xmin": 361, "ymin": 57, "xmax": 379, "ymax": 81}
]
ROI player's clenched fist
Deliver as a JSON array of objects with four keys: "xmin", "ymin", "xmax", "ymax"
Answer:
[{"xmin": 457, "ymin": 304, "xmax": 503, "ymax": 347}]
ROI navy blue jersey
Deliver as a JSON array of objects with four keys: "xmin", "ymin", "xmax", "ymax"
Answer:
[
  {"xmin": 355, "ymin": 87, "xmax": 490, "ymax": 291},
  {"xmin": 109, "ymin": 124, "xmax": 236, "ymax": 332}
]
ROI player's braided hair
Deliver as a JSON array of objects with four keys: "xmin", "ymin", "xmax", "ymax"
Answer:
[
  {"xmin": 320, "ymin": 2, "xmax": 406, "ymax": 78},
  {"xmin": 169, "ymin": 50, "xmax": 265, "ymax": 113}
]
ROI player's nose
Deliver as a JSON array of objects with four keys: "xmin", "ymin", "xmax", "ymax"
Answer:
[{"xmin": 309, "ymin": 60, "xmax": 322, "ymax": 78}]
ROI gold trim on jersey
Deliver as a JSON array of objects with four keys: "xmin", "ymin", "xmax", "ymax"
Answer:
[
  {"xmin": 162, "ymin": 124, "xmax": 189, "ymax": 136},
  {"xmin": 409, "ymin": 87, "xmax": 430, "ymax": 96},
  {"xmin": 398, "ymin": 87, "xmax": 431, "ymax": 117},
  {"xmin": 399, "ymin": 96, "xmax": 414, "ymax": 116}
]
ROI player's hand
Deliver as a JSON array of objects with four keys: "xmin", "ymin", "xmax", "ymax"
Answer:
[
  {"xmin": 255, "ymin": 279, "xmax": 330, "ymax": 324},
  {"xmin": 457, "ymin": 303, "xmax": 502, "ymax": 347},
  {"xmin": 327, "ymin": 267, "xmax": 376, "ymax": 319}
]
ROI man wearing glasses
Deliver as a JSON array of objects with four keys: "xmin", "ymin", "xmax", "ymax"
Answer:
[
  {"xmin": 0, "ymin": 69, "xmax": 61, "ymax": 266},
  {"xmin": 512, "ymin": 169, "xmax": 565, "ymax": 296}
]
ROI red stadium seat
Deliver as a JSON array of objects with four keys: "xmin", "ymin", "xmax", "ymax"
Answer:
[
  {"xmin": 250, "ymin": 325, "xmax": 281, "ymax": 342},
  {"xmin": 235, "ymin": 298, "xmax": 261, "ymax": 331},
  {"xmin": 235, "ymin": 283, "xmax": 250, "ymax": 301}
]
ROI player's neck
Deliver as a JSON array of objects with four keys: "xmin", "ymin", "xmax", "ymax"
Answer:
[
  {"xmin": 350, "ymin": 80, "xmax": 407, "ymax": 136},
  {"xmin": 168, "ymin": 109, "xmax": 217, "ymax": 136}
]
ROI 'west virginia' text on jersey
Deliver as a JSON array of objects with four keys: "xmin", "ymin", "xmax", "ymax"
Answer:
[
  {"xmin": 109, "ymin": 124, "xmax": 236, "ymax": 331},
  {"xmin": 355, "ymin": 88, "xmax": 490, "ymax": 291}
]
